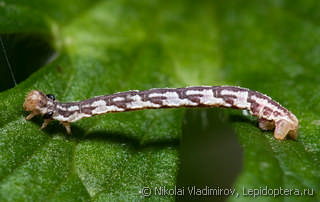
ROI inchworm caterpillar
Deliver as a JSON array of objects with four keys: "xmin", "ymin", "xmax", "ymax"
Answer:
[{"xmin": 23, "ymin": 86, "xmax": 298, "ymax": 140}]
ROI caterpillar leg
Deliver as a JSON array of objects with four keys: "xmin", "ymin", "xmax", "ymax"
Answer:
[
  {"xmin": 258, "ymin": 118, "xmax": 275, "ymax": 131},
  {"xmin": 40, "ymin": 119, "xmax": 51, "ymax": 130},
  {"xmin": 26, "ymin": 111, "xmax": 39, "ymax": 120},
  {"xmin": 288, "ymin": 129, "xmax": 298, "ymax": 140},
  {"xmin": 61, "ymin": 122, "xmax": 71, "ymax": 134},
  {"xmin": 274, "ymin": 120, "xmax": 291, "ymax": 140}
]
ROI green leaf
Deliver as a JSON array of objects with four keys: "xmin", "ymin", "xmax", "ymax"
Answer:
[{"xmin": 1, "ymin": 0, "xmax": 319, "ymax": 201}]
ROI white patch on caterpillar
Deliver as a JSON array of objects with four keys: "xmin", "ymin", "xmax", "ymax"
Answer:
[
  {"xmin": 113, "ymin": 97, "xmax": 125, "ymax": 102},
  {"xmin": 54, "ymin": 114, "xmax": 70, "ymax": 122},
  {"xmin": 221, "ymin": 89, "xmax": 250, "ymax": 108},
  {"xmin": 126, "ymin": 95, "xmax": 161, "ymax": 109},
  {"xmin": 185, "ymin": 90, "xmax": 202, "ymax": 95},
  {"xmin": 250, "ymin": 95, "xmax": 288, "ymax": 122},
  {"xmin": 81, "ymin": 104, "xmax": 91, "ymax": 108},
  {"xmin": 57, "ymin": 105, "xmax": 67, "ymax": 110},
  {"xmin": 163, "ymin": 98, "xmax": 197, "ymax": 106},
  {"xmin": 92, "ymin": 105, "xmax": 124, "ymax": 114},
  {"xmin": 54, "ymin": 113, "xmax": 91, "ymax": 122},
  {"xmin": 186, "ymin": 89, "xmax": 228, "ymax": 106},
  {"xmin": 149, "ymin": 91, "xmax": 177, "ymax": 98},
  {"xmin": 75, "ymin": 113, "xmax": 91, "ymax": 121},
  {"xmin": 251, "ymin": 95, "xmax": 272, "ymax": 117},
  {"xmin": 68, "ymin": 105, "xmax": 79, "ymax": 111},
  {"xmin": 148, "ymin": 93, "xmax": 163, "ymax": 98},
  {"xmin": 90, "ymin": 99, "xmax": 125, "ymax": 114},
  {"xmin": 201, "ymin": 89, "xmax": 228, "ymax": 106},
  {"xmin": 92, "ymin": 100, "xmax": 106, "ymax": 107},
  {"xmin": 149, "ymin": 91, "xmax": 197, "ymax": 106}
]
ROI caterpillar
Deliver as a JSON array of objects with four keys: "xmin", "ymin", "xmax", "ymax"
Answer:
[{"xmin": 23, "ymin": 86, "xmax": 298, "ymax": 140}]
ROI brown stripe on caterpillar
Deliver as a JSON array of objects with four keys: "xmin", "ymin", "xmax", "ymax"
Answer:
[
  {"xmin": 81, "ymin": 105, "xmax": 96, "ymax": 115},
  {"xmin": 23, "ymin": 86, "xmax": 298, "ymax": 140},
  {"xmin": 179, "ymin": 88, "xmax": 204, "ymax": 104}
]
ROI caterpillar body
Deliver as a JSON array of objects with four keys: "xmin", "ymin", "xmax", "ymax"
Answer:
[{"xmin": 23, "ymin": 86, "xmax": 298, "ymax": 140}]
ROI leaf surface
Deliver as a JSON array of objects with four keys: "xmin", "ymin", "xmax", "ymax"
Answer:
[{"xmin": 0, "ymin": 0, "xmax": 319, "ymax": 201}]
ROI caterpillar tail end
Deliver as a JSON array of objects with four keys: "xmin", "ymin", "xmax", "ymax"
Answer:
[{"xmin": 274, "ymin": 118, "xmax": 298, "ymax": 140}]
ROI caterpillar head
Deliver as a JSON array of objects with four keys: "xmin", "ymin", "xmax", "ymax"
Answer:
[
  {"xmin": 23, "ymin": 90, "xmax": 48, "ymax": 112},
  {"xmin": 24, "ymin": 90, "xmax": 60, "ymax": 132}
]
